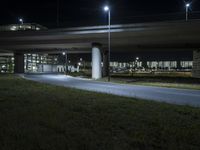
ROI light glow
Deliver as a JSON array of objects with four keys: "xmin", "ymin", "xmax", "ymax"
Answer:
[
  {"xmin": 104, "ymin": 6, "xmax": 109, "ymax": 11},
  {"xmin": 10, "ymin": 26, "xmax": 17, "ymax": 31},
  {"xmin": 186, "ymin": 3, "xmax": 190, "ymax": 7},
  {"xmin": 19, "ymin": 18, "xmax": 23, "ymax": 23}
]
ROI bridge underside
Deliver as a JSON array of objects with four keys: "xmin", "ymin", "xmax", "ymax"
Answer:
[{"xmin": 0, "ymin": 21, "xmax": 200, "ymax": 78}]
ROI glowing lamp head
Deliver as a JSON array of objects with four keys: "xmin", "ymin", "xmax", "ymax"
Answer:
[
  {"xmin": 104, "ymin": 6, "xmax": 109, "ymax": 12},
  {"xmin": 186, "ymin": 3, "xmax": 190, "ymax": 7},
  {"xmin": 19, "ymin": 18, "xmax": 23, "ymax": 22},
  {"xmin": 62, "ymin": 52, "xmax": 66, "ymax": 55}
]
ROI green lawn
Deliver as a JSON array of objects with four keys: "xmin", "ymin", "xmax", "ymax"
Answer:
[
  {"xmin": 99, "ymin": 74, "xmax": 200, "ymax": 90},
  {"xmin": 133, "ymin": 82, "xmax": 200, "ymax": 90},
  {"xmin": 0, "ymin": 75, "xmax": 200, "ymax": 150}
]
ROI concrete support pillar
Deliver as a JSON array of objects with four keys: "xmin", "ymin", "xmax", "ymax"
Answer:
[
  {"xmin": 103, "ymin": 50, "xmax": 109, "ymax": 77},
  {"xmin": 14, "ymin": 53, "xmax": 24, "ymax": 73},
  {"xmin": 92, "ymin": 43, "xmax": 102, "ymax": 79},
  {"xmin": 192, "ymin": 50, "xmax": 200, "ymax": 78}
]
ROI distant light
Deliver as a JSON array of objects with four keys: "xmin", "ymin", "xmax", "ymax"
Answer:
[
  {"xmin": 104, "ymin": 6, "xmax": 109, "ymax": 11},
  {"xmin": 36, "ymin": 27, "xmax": 40, "ymax": 30},
  {"xmin": 68, "ymin": 60, "xmax": 71, "ymax": 63},
  {"xmin": 78, "ymin": 62, "xmax": 81, "ymax": 66},
  {"xmin": 80, "ymin": 58, "xmax": 83, "ymax": 61},
  {"xmin": 186, "ymin": 3, "xmax": 190, "ymax": 7},
  {"xmin": 136, "ymin": 57, "xmax": 139, "ymax": 60},
  {"xmin": 62, "ymin": 52, "xmax": 66, "ymax": 55},
  {"xmin": 19, "ymin": 18, "xmax": 23, "ymax": 24},
  {"xmin": 10, "ymin": 26, "xmax": 17, "ymax": 31}
]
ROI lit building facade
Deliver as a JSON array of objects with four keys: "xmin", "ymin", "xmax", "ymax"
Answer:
[{"xmin": 0, "ymin": 23, "xmax": 47, "ymax": 31}]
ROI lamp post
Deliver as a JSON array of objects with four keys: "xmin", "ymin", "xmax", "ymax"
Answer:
[
  {"xmin": 104, "ymin": 5, "xmax": 111, "ymax": 81},
  {"xmin": 185, "ymin": 3, "xmax": 190, "ymax": 21},
  {"xmin": 136, "ymin": 57, "xmax": 139, "ymax": 70},
  {"xmin": 19, "ymin": 18, "xmax": 24, "ymax": 30},
  {"xmin": 62, "ymin": 52, "xmax": 68, "ymax": 74}
]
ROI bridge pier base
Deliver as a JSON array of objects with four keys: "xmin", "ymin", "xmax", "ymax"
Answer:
[
  {"xmin": 14, "ymin": 53, "xmax": 24, "ymax": 73},
  {"xmin": 192, "ymin": 50, "xmax": 200, "ymax": 78},
  {"xmin": 92, "ymin": 43, "xmax": 102, "ymax": 79}
]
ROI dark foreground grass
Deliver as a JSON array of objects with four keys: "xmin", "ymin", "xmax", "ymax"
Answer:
[{"xmin": 0, "ymin": 75, "xmax": 200, "ymax": 150}]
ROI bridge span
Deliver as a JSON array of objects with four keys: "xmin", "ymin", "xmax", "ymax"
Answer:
[{"xmin": 0, "ymin": 20, "xmax": 200, "ymax": 78}]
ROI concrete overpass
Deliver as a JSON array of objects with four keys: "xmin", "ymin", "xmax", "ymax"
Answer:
[{"xmin": 0, "ymin": 20, "xmax": 200, "ymax": 78}]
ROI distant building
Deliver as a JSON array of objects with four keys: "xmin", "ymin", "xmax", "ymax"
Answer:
[{"xmin": 0, "ymin": 23, "xmax": 48, "ymax": 31}]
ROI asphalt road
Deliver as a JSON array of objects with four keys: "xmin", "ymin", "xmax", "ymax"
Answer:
[{"xmin": 22, "ymin": 74, "xmax": 200, "ymax": 107}]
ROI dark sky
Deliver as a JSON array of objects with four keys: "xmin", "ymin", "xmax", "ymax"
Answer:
[{"xmin": 0, "ymin": 0, "xmax": 199, "ymax": 28}]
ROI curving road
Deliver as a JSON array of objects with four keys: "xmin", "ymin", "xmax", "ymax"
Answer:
[{"xmin": 22, "ymin": 74, "xmax": 200, "ymax": 107}]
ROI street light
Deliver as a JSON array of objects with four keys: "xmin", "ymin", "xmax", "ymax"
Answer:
[
  {"xmin": 104, "ymin": 5, "xmax": 111, "ymax": 81},
  {"xmin": 135, "ymin": 57, "xmax": 139, "ymax": 70},
  {"xmin": 62, "ymin": 51, "xmax": 68, "ymax": 74},
  {"xmin": 19, "ymin": 18, "xmax": 23, "ymax": 25},
  {"xmin": 185, "ymin": 3, "xmax": 190, "ymax": 21}
]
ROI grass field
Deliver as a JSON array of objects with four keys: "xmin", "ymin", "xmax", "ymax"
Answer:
[
  {"xmin": 98, "ymin": 73, "xmax": 200, "ymax": 90},
  {"xmin": 0, "ymin": 75, "xmax": 200, "ymax": 150},
  {"xmin": 67, "ymin": 71, "xmax": 200, "ymax": 90}
]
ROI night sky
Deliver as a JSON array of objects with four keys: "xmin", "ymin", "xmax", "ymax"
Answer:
[{"xmin": 0, "ymin": 0, "xmax": 199, "ymax": 28}]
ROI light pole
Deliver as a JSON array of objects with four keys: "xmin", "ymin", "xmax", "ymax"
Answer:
[
  {"xmin": 62, "ymin": 52, "xmax": 68, "ymax": 74},
  {"xmin": 19, "ymin": 18, "xmax": 24, "ymax": 30},
  {"xmin": 185, "ymin": 3, "xmax": 190, "ymax": 21},
  {"xmin": 135, "ymin": 57, "xmax": 139, "ymax": 70},
  {"xmin": 57, "ymin": 0, "xmax": 60, "ymax": 27},
  {"xmin": 104, "ymin": 5, "xmax": 111, "ymax": 81}
]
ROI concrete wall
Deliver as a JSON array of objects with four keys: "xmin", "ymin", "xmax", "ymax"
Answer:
[{"xmin": 192, "ymin": 50, "xmax": 200, "ymax": 78}]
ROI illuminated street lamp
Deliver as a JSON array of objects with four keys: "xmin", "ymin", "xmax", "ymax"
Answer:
[
  {"xmin": 104, "ymin": 5, "xmax": 111, "ymax": 81},
  {"xmin": 19, "ymin": 18, "xmax": 23, "ymax": 25},
  {"xmin": 135, "ymin": 57, "xmax": 139, "ymax": 70},
  {"xmin": 62, "ymin": 51, "xmax": 68, "ymax": 74},
  {"xmin": 185, "ymin": 3, "xmax": 190, "ymax": 21}
]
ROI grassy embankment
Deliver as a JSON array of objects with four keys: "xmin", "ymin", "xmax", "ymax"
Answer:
[
  {"xmin": 0, "ymin": 75, "xmax": 200, "ymax": 150},
  {"xmin": 100, "ymin": 73, "xmax": 200, "ymax": 90}
]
